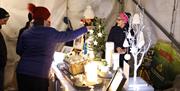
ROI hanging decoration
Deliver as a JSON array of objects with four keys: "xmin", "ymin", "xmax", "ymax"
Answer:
[
  {"xmin": 123, "ymin": 38, "xmax": 130, "ymax": 47},
  {"xmin": 132, "ymin": 13, "xmax": 140, "ymax": 24},
  {"xmin": 123, "ymin": 0, "xmax": 152, "ymax": 82},
  {"xmin": 124, "ymin": 53, "xmax": 131, "ymax": 60},
  {"xmin": 136, "ymin": 31, "xmax": 145, "ymax": 49}
]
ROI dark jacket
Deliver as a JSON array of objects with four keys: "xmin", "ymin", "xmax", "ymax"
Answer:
[
  {"xmin": 16, "ymin": 26, "xmax": 87, "ymax": 78},
  {"xmin": 0, "ymin": 32, "xmax": 7, "ymax": 69},
  {"xmin": 65, "ymin": 28, "xmax": 74, "ymax": 46},
  {"xmin": 16, "ymin": 21, "xmax": 31, "ymax": 54},
  {"xmin": 107, "ymin": 25, "xmax": 126, "ymax": 52}
]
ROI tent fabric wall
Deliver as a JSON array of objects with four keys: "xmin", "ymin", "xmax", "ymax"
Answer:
[
  {"xmin": 0, "ymin": 0, "xmax": 116, "ymax": 90},
  {"xmin": 125, "ymin": 0, "xmax": 180, "ymax": 44}
]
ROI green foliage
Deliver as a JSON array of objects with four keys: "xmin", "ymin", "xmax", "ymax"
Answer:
[
  {"xmin": 117, "ymin": 0, "xmax": 125, "ymax": 12},
  {"xmin": 150, "ymin": 41, "xmax": 180, "ymax": 89},
  {"xmin": 87, "ymin": 17, "xmax": 107, "ymax": 58}
]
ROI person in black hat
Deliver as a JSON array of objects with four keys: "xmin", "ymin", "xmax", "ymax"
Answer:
[
  {"xmin": 0, "ymin": 8, "xmax": 10, "ymax": 29},
  {"xmin": 64, "ymin": 17, "xmax": 74, "ymax": 46},
  {"xmin": 16, "ymin": 12, "xmax": 33, "ymax": 54},
  {"xmin": 0, "ymin": 7, "xmax": 10, "ymax": 91}
]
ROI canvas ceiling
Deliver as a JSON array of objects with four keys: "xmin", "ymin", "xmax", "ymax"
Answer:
[{"xmin": 125, "ymin": 0, "xmax": 180, "ymax": 44}]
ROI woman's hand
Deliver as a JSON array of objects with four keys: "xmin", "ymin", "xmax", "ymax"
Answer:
[{"xmin": 116, "ymin": 47, "xmax": 126, "ymax": 54}]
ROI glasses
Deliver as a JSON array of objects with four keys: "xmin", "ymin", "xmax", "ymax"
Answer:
[{"xmin": 117, "ymin": 18, "xmax": 124, "ymax": 21}]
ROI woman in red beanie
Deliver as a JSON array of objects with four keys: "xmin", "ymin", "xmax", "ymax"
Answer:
[{"xmin": 16, "ymin": 3, "xmax": 89, "ymax": 91}]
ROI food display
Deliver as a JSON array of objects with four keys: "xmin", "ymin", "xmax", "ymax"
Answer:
[
  {"xmin": 59, "ymin": 63, "xmax": 103, "ymax": 89},
  {"xmin": 58, "ymin": 49, "xmax": 113, "ymax": 89},
  {"xmin": 73, "ymin": 74, "xmax": 103, "ymax": 87},
  {"xmin": 64, "ymin": 53, "xmax": 86, "ymax": 75},
  {"xmin": 96, "ymin": 61, "xmax": 113, "ymax": 78}
]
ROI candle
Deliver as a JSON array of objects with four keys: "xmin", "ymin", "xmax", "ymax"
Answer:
[
  {"xmin": 85, "ymin": 61, "xmax": 98, "ymax": 83},
  {"xmin": 89, "ymin": 51, "xmax": 95, "ymax": 59},
  {"xmin": 112, "ymin": 53, "xmax": 119, "ymax": 70},
  {"xmin": 105, "ymin": 42, "xmax": 114, "ymax": 67}
]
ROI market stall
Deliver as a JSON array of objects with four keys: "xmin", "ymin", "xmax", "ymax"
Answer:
[
  {"xmin": 51, "ymin": 51, "xmax": 114, "ymax": 91},
  {"xmin": 51, "ymin": 51, "xmax": 154, "ymax": 91}
]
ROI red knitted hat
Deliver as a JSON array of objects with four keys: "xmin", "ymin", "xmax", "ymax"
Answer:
[{"xmin": 28, "ymin": 3, "xmax": 50, "ymax": 21}]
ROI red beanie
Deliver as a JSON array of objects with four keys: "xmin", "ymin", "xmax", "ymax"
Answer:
[{"xmin": 28, "ymin": 3, "xmax": 50, "ymax": 21}]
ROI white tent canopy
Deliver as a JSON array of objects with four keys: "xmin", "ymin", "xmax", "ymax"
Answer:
[
  {"xmin": 125, "ymin": 0, "xmax": 180, "ymax": 45},
  {"xmin": 0, "ymin": 0, "xmax": 179, "ymax": 90}
]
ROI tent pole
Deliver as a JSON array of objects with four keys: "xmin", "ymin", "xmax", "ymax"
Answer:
[{"xmin": 132, "ymin": 0, "xmax": 180, "ymax": 51}]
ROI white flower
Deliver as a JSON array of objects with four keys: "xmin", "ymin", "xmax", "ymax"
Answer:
[
  {"xmin": 89, "ymin": 29, "xmax": 94, "ymax": 34},
  {"xmin": 97, "ymin": 32, "xmax": 102, "ymax": 37},
  {"xmin": 93, "ymin": 40, "xmax": 98, "ymax": 45}
]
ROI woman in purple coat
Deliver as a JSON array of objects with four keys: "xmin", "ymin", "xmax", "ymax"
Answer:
[{"xmin": 16, "ymin": 3, "xmax": 89, "ymax": 91}]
